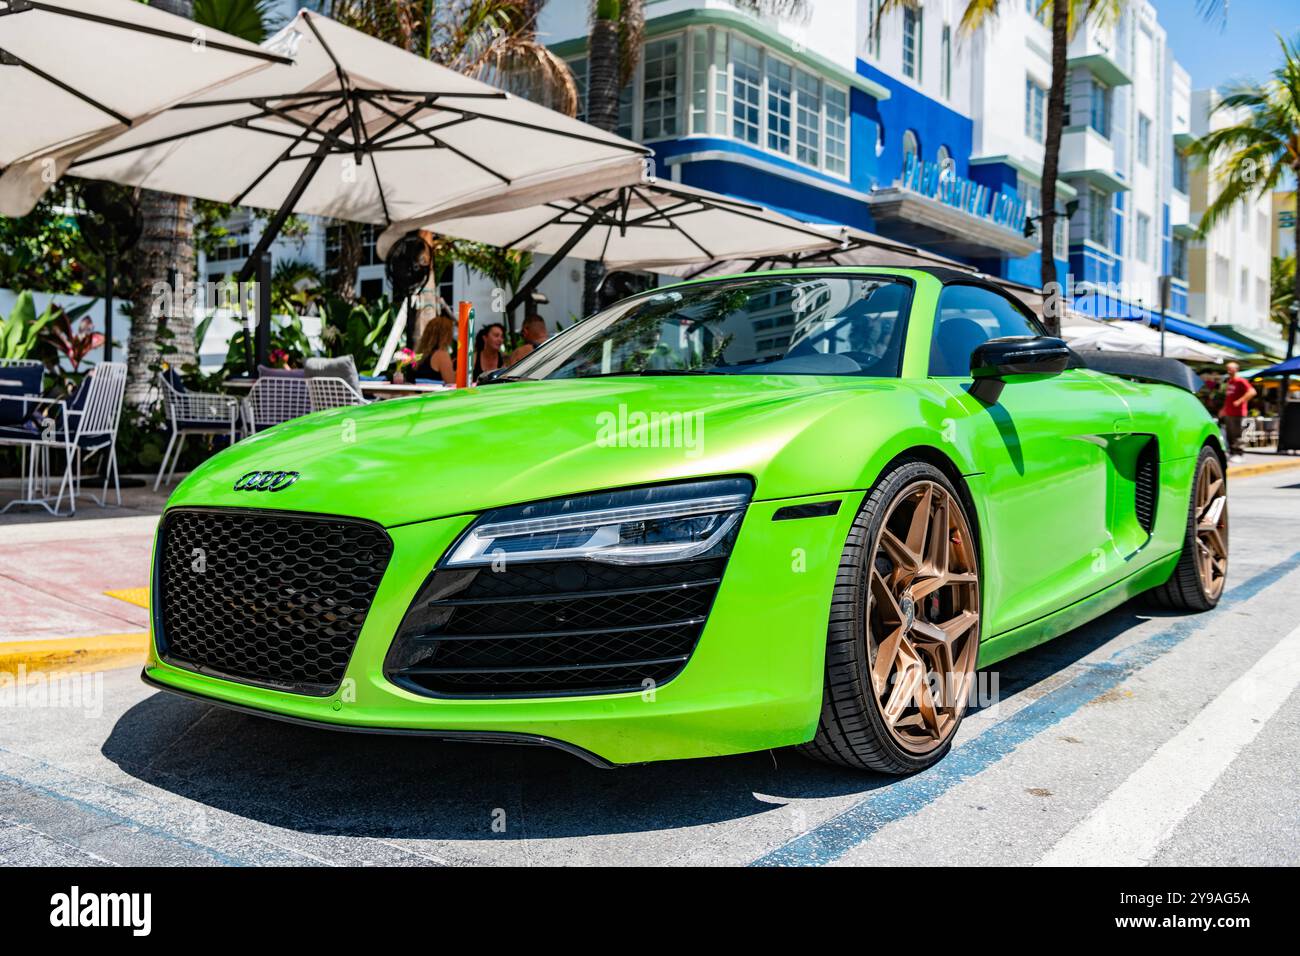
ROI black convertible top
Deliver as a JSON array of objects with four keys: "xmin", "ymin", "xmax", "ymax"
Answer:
[{"xmin": 1070, "ymin": 349, "xmax": 1204, "ymax": 393}]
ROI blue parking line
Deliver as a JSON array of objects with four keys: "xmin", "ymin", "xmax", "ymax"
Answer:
[{"xmin": 750, "ymin": 551, "xmax": 1300, "ymax": 867}]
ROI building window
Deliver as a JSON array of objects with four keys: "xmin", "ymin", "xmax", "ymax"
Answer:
[
  {"xmin": 731, "ymin": 37, "xmax": 763, "ymax": 144},
  {"xmin": 765, "ymin": 56, "xmax": 793, "ymax": 153},
  {"xmin": 1136, "ymin": 211, "xmax": 1151, "ymax": 262},
  {"xmin": 825, "ymin": 86, "xmax": 848, "ymax": 175},
  {"xmin": 587, "ymin": 28, "xmax": 849, "ymax": 178},
  {"xmin": 902, "ymin": 5, "xmax": 921, "ymax": 80},
  {"xmin": 1240, "ymin": 267, "xmax": 1250, "ymax": 302},
  {"xmin": 868, "ymin": 0, "xmax": 883, "ymax": 58},
  {"xmin": 1257, "ymin": 276, "xmax": 1268, "ymax": 311},
  {"xmin": 566, "ymin": 55, "xmax": 633, "ymax": 138},
  {"xmin": 1137, "ymin": 113, "xmax": 1151, "ymax": 166},
  {"xmin": 902, "ymin": 129, "xmax": 920, "ymax": 166},
  {"xmin": 642, "ymin": 37, "xmax": 682, "ymax": 139},
  {"xmin": 941, "ymin": 24, "xmax": 952, "ymax": 100},
  {"xmin": 1258, "ymin": 210, "xmax": 1269, "ymax": 243},
  {"xmin": 1089, "ymin": 80, "xmax": 1112, "ymax": 139},
  {"xmin": 1215, "ymin": 254, "xmax": 1229, "ymax": 289},
  {"xmin": 1025, "ymin": 78, "xmax": 1047, "ymax": 142},
  {"xmin": 1088, "ymin": 187, "xmax": 1110, "ymax": 247},
  {"xmin": 1172, "ymin": 236, "xmax": 1188, "ymax": 280},
  {"xmin": 1173, "ymin": 147, "xmax": 1189, "ymax": 193},
  {"xmin": 936, "ymin": 143, "xmax": 951, "ymax": 169},
  {"xmin": 795, "ymin": 69, "xmax": 822, "ymax": 166}
]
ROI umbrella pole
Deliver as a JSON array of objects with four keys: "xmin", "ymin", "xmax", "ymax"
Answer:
[
  {"xmin": 255, "ymin": 253, "xmax": 271, "ymax": 368},
  {"xmin": 504, "ymin": 207, "xmax": 611, "ymax": 315}
]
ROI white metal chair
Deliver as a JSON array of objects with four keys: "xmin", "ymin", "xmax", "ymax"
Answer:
[
  {"xmin": 307, "ymin": 375, "xmax": 367, "ymax": 411},
  {"xmin": 0, "ymin": 362, "xmax": 126, "ymax": 515},
  {"xmin": 241, "ymin": 376, "xmax": 312, "ymax": 433},
  {"xmin": 154, "ymin": 371, "xmax": 240, "ymax": 490},
  {"xmin": 65, "ymin": 361, "xmax": 128, "ymax": 510}
]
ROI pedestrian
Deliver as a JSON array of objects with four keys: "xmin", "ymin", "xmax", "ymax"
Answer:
[
  {"xmin": 1220, "ymin": 361, "xmax": 1257, "ymax": 463},
  {"xmin": 472, "ymin": 322, "xmax": 506, "ymax": 382},
  {"xmin": 508, "ymin": 310, "xmax": 549, "ymax": 365}
]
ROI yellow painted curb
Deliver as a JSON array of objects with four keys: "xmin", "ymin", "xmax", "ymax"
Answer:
[
  {"xmin": 1228, "ymin": 457, "xmax": 1300, "ymax": 479},
  {"xmin": 104, "ymin": 586, "xmax": 150, "ymax": 609},
  {"xmin": 0, "ymin": 633, "xmax": 149, "ymax": 676}
]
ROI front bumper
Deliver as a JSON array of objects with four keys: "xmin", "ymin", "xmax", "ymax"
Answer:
[{"xmin": 143, "ymin": 491, "xmax": 863, "ymax": 765}]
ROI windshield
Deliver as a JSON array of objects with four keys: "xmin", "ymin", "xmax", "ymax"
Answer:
[{"xmin": 507, "ymin": 275, "xmax": 913, "ymax": 380}]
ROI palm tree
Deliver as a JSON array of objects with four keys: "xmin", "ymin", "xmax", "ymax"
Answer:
[
  {"xmin": 1190, "ymin": 35, "xmax": 1300, "ymax": 368},
  {"xmin": 581, "ymin": 0, "xmax": 805, "ymax": 313},
  {"xmin": 878, "ymin": 1, "xmax": 1122, "ymax": 334},
  {"xmin": 316, "ymin": 1, "xmax": 576, "ymax": 302},
  {"xmin": 124, "ymin": 0, "xmax": 197, "ymax": 405},
  {"xmin": 192, "ymin": 0, "xmax": 277, "ymax": 42}
]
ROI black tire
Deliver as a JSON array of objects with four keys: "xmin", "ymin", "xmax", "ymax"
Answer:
[
  {"xmin": 1149, "ymin": 445, "xmax": 1228, "ymax": 612},
  {"xmin": 800, "ymin": 459, "xmax": 980, "ymax": 774}
]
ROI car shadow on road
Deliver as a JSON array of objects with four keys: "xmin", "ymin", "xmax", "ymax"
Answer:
[
  {"xmin": 102, "ymin": 597, "xmax": 1162, "ymax": 843},
  {"xmin": 101, "ymin": 690, "xmax": 895, "ymax": 842}
]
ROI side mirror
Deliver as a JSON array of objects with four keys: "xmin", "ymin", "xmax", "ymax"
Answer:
[{"xmin": 969, "ymin": 335, "xmax": 1071, "ymax": 403}]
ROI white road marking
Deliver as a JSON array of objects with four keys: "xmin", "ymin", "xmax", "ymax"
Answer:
[{"xmin": 1037, "ymin": 622, "xmax": 1300, "ymax": 867}]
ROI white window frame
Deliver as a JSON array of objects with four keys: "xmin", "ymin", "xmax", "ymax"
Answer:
[
  {"xmin": 1136, "ymin": 211, "xmax": 1151, "ymax": 262},
  {"xmin": 679, "ymin": 28, "xmax": 851, "ymax": 180},
  {"xmin": 1025, "ymin": 77, "xmax": 1047, "ymax": 143},
  {"xmin": 1137, "ymin": 113, "xmax": 1151, "ymax": 167},
  {"xmin": 902, "ymin": 5, "xmax": 921, "ymax": 81}
]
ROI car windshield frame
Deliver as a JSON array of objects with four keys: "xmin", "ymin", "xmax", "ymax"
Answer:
[{"xmin": 503, "ymin": 273, "xmax": 917, "ymax": 382}]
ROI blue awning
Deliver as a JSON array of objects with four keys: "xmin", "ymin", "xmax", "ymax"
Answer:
[{"xmin": 1253, "ymin": 356, "xmax": 1300, "ymax": 376}]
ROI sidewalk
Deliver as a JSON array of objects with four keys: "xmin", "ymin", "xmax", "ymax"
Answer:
[
  {"xmin": 0, "ymin": 476, "xmax": 170, "ymax": 673},
  {"xmin": 1226, "ymin": 449, "xmax": 1300, "ymax": 479}
]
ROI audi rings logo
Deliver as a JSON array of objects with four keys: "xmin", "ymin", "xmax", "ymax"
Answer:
[{"xmin": 232, "ymin": 470, "xmax": 300, "ymax": 492}]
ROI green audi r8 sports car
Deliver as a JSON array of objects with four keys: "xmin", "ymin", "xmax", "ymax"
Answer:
[{"xmin": 145, "ymin": 267, "xmax": 1229, "ymax": 773}]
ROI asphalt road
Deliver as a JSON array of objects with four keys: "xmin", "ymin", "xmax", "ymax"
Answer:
[{"xmin": 2, "ymin": 469, "xmax": 1298, "ymax": 866}]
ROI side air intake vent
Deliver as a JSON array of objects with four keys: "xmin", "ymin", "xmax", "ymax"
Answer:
[{"xmin": 1134, "ymin": 441, "xmax": 1158, "ymax": 535}]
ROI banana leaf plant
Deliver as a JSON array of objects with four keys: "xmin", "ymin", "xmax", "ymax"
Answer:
[{"xmin": 1, "ymin": 291, "xmax": 56, "ymax": 361}]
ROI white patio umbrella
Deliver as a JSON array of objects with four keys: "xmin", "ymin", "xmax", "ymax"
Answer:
[
  {"xmin": 1063, "ymin": 320, "xmax": 1230, "ymax": 363},
  {"xmin": 408, "ymin": 181, "xmax": 843, "ymax": 315},
  {"xmin": 71, "ymin": 8, "xmax": 651, "ymax": 277},
  {"xmin": 0, "ymin": 0, "xmax": 288, "ymax": 215}
]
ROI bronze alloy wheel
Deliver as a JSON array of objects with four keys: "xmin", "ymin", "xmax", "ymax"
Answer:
[
  {"xmin": 1193, "ymin": 453, "xmax": 1228, "ymax": 602},
  {"xmin": 866, "ymin": 480, "xmax": 981, "ymax": 755}
]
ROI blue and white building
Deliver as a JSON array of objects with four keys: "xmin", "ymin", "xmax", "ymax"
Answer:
[{"xmin": 199, "ymin": 0, "xmax": 1270, "ymax": 352}]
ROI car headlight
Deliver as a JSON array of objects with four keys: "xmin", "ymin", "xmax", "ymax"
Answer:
[{"xmin": 443, "ymin": 477, "xmax": 753, "ymax": 567}]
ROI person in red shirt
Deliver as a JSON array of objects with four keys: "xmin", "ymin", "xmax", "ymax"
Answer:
[{"xmin": 1220, "ymin": 362, "xmax": 1257, "ymax": 462}]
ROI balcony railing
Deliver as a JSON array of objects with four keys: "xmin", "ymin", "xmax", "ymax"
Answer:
[{"xmin": 898, "ymin": 155, "xmax": 1028, "ymax": 233}]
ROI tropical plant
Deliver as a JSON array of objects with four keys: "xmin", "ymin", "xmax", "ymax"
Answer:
[
  {"xmin": 1190, "ymin": 34, "xmax": 1300, "ymax": 353},
  {"xmin": 0, "ymin": 181, "xmax": 101, "ymax": 297},
  {"xmin": 272, "ymin": 258, "xmax": 326, "ymax": 316},
  {"xmin": 0, "ymin": 291, "xmax": 56, "ymax": 361},
  {"xmin": 318, "ymin": 294, "xmax": 394, "ymax": 374},
  {"xmin": 192, "ymin": 0, "xmax": 280, "ymax": 43},
  {"xmin": 36, "ymin": 300, "xmax": 101, "ymax": 373}
]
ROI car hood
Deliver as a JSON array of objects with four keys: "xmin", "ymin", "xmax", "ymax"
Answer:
[{"xmin": 169, "ymin": 375, "xmax": 892, "ymax": 527}]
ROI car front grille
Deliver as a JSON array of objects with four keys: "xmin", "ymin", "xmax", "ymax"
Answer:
[
  {"xmin": 156, "ymin": 508, "xmax": 393, "ymax": 696},
  {"xmin": 385, "ymin": 557, "xmax": 726, "ymax": 697}
]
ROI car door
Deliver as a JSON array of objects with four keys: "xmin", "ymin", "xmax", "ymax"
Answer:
[{"xmin": 928, "ymin": 283, "xmax": 1132, "ymax": 636}]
